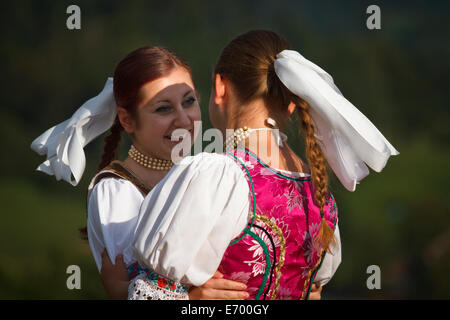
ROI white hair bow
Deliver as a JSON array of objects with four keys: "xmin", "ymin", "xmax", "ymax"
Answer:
[
  {"xmin": 30, "ymin": 78, "xmax": 116, "ymax": 186},
  {"xmin": 274, "ymin": 50, "xmax": 399, "ymax": 191}
]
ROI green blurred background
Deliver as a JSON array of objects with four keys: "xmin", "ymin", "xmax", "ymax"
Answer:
[{"xmin": 1, "ymin": 0, "xmax": 448, "ymax": 299}]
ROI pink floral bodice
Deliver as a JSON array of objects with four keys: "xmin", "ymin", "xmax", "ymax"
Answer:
[{"xmin": 218, "ymin": 148, "xmax": 338, "ymax": 300}]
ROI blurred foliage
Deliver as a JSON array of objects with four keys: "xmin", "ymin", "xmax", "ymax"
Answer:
[{"xmin": 0, "ymin": 0, "xmax": 448, "ymax": 299}]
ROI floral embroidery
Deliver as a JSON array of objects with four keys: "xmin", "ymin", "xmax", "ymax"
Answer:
[
  {"xmin": 227, "ymin": 271, "xmax": 252, "ymax": 283},
  {"xmin": 286, "ymin": 190, "xmax": 303, "ymax": 213},
  {"xmin": 128, "ymin": 273, "xmax": 189, "ymax": 300},
  {"xmin": 158, "ymin": 278, "xmax": 168, "ymax": 288},
  {"xmin": 267, "ymin": 207, "xmax": 291, "ymax": 240},
  {"xmin": 302, "ymin": 223, "xmax": 321, "ymax": 262},
  {"xmin": 242, "ymin": 160, "xmax": 255, "ymax": 170},
  {"xmin": 242, "ymin": 220, "xmax": 276, "ymax": 277},
  {"xmin": 298, "ymin": 222, "xmax": 322, "ymax": 279},
  {"xmin": 277, "ymin": 286, "xmax": 293, "ymax": 300},
  {"xmin": 243, "ymin": 238, "xmax": 266, "ymax": 276},
  {"xmin": 268, "ymin": 176, "xmax": 296, "ymax": 198},
  {"xmin": 220, "ymin": 148, "xmax": 337, "ymax": 300},
  {"xmin": 127, "ymin": 262, "xmax": 190, "ymax": 295}
]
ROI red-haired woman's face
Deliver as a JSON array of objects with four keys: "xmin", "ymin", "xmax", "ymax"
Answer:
[{"xmin": 121, "ymin": 66, "xmax": 201, "ymax": 160}]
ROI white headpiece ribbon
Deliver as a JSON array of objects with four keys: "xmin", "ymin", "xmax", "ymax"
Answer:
[
  {"xmin": 30, "ymin": 78, "xmax": 117, "ymax": 186},
  {"xmin": 274, "ymin": 50, "xmax": 399, "ymax": 191}
]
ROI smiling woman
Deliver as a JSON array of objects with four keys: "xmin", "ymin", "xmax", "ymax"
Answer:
[
  {"xmin": 98, "ymin": 47, "xmax": 198, "ymax": 172},
  {"xmin": 31, "ymin": 46, "xmax": 249, "ymax": 300},
  {"xmin": 116, "ymin": 66, "xmax": 201, "ymax": 186}
]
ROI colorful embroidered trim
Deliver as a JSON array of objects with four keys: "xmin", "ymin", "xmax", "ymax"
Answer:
[
  {"xmin": 225, "ymin": 151, "xmax": 257, "ymax": 245},
  {"xmin": 238, "ymin": 147, "xmax": 311, "ymax": 182},
  {"xmin": 224, "ymin": 151, "xmax": 273, "ymax": 300},
  {"xmin": 252, "ymin": 224, "xmax": 277, "ymax": 300},
  {"xmin": 252, "ymin": 213, "xmax": 287, "ymax": 300},
  {"xmin": 305, "ymin": 250, "xmax": 327, "ymax": 300},
  {"xmin": 245, "ymin": 229, "xmax": 272, "ymax": 300},
  {"xmin": 127, "ymin": 262, "xmax": 190, "ymax": 296}
]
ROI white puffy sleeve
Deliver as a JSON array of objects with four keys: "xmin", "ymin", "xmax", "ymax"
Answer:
[
  {"xmin": 132, "ymin": 153, "xmax": 250, "ymax": 287},
  {"xmin": 87, "ymin": 178, "xmax": 144, "ymax": 271},
  {"xmin": 314, "ymin": 224, "xmax": 342, "ymax": 287}
]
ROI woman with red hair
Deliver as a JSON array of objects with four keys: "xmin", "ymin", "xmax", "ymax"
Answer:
[
  {"xmin": 31, "ymin": 46, "xmax": 248, "ymax": 300},
  {"xmin": 125, "ymin": 30, "xmax": 397, "ymax": 300}
]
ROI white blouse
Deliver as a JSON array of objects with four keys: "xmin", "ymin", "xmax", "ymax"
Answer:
[
  {"xmin": 132, "ymin": 152, "xmax": 342, "ymax": 288},
  {"xmin": 87, "ymin": 178, "xmax": 145, "ymax": 271}
]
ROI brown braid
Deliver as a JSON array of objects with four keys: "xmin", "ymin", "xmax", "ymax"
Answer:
[
  {"xmin": 79, "ymin": 117, "xmax": 123, "ymax": 240},
  {"xmin": 214, "ymin": 30, "xmax": 336, "ymax": 251},
  {"xmin": 79, "ymin": 46, "xmax": 194, "ymax": 241},
  {"xmin": 294, "ymin": 96, "xmax": 336, "ymax": 252},
  {"xmin": 97, "ymin": 117, "xmax": 123, "ymax": 171}
]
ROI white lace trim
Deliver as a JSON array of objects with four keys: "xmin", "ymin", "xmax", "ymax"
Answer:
[{"xmin": 128, "ymin": 273, "xmax": 189, "ymax": 300}]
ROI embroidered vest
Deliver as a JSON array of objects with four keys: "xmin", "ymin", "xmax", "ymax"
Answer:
[{"xmin": 218, "ymin": 148, "xmax": 338, "ymax": 300}]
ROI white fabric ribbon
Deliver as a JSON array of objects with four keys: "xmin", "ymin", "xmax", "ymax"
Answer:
[
  {"xmin": 30, "ymin": 78, "xmax": 117, "ymax": 186},
  {"xmin": 274, "ymin": 50, "xmax": 399, "ymax": 191}
]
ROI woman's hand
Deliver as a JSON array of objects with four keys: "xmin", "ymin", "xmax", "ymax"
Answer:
[
  {"xmin": 309, "ymin": 283, "xmax": 323, "ymax": 300},
  {"xmin": 100, "ymin": 250, "xmax": 130, "ymax": 300},
  {"xmin": 101, "ymin": 251, "xmax": 248, "ymax": 300},
  {"xmin": 189, "ymin": 271, "xmax": 249, "ymax": 300}
]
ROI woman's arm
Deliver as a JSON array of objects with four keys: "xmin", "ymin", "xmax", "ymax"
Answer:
[
  {"xmin": 87, "ymin": 178, "xmax": 143, "ymax": 272},
  {"xmin": 313, "ymin": 224, "xmax": 342, "ymax": 287},
  {"xmin": 308, "ymin": 223, "xmax": 342, "ymax": 300},
  {"xmin": 309, "ymin": 284, "xmax": 322, "ymax": 300},
  {"xmin": 100, "ymin": 250, "xmax": 129, "ymax": 300},
  {"xmin": 133, "ymin": 153, "xmax": 250, "ymax": 287},
  {"xmin": 100, "ymin": 251, "xmax": 249, "ymax": 300}
]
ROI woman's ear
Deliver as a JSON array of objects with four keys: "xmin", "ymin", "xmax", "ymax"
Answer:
[
  {"xmin": 214, "ymin": 74, "xmax": 226, "ymax": 105},
  {"xmin": 117, "ymin": 107, "xmax": 135, "ymax": 134},
  {"xmin": 288, "ymin": 102, "xmax": 296, "ymax": 116}
]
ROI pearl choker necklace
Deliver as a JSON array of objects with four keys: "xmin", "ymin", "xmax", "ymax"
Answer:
[
  {"xmin": 224, "ymin": 126, "xmax": 288, "ymax": 151},
  {"xmin": 128, "ymin": 145, "xmax": 173, "ymax": 170},
  {"xmin": 224, "ymin": 127, "xmax": 250, "ymax": 151}
]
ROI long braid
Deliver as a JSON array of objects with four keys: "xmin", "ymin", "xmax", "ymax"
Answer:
[
  {"xmin": 294, "ymin": 96, "xmax": 336, "ymax": 252},
  {"xmin": 79, "ymin": 46, "xmax": 194, "ymax": 241},
  {"xmin": 98, "ymin": 116, "xmax": 123, "ymax": 171},
  {"xmin": 79, "ymin": 117, "xmax": 123, "ymax": 240},
  {"xmin": 213, "ymin": 30, "xmax": 337, "ymax": 251}
]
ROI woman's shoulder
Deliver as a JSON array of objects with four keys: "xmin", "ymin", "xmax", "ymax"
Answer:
[
  {"xmin": 175, "ymin": 152, "xmax": 245, "ymax": 177},
  {"xmin": 178, "ymin": 151, "xmax": 233, "ymax": 164},
  {"xmin": 88, "ymin": 176, "xmax": 144, "ymax": 203},
  {"xmin": 87, "ymin": 176, "xmax": 144, "ymax": 223},
  {"xmin": 87, "ymin": 176, "xmax": 144, "ymax": 245},
  {"xmin": 93, "ymin": 176, "xmax": 141, "ymax": 191}
]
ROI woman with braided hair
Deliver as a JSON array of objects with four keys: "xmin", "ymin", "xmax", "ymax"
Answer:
[
  {"xmin": 31, "ymin": 46, "xmax": 250, "ymax": 300},
  {"xmin": 115, "ymin": 30, "xmax": 398, "ymax": 300}
]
